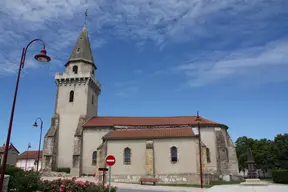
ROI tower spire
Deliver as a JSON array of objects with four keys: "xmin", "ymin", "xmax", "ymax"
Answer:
[{"xmin": 65, "ymin": 9, "xmax": 96, "ymax": 69}]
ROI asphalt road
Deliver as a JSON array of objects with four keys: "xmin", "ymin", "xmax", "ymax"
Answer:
[{"xmin": 117, "ymin": 189, "xmax": 185, "ymax": 192}]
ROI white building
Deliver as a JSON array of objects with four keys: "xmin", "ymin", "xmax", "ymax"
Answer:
[{"xmin": 16, "ymin": 150, "xmax": 42, "ymax": 171}]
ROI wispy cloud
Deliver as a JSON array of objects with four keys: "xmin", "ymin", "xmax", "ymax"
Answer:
[
  {"xmin": 176, "ymin": 39, "xmax": 288, "ymax": 87},
  {"xmin": 115, "ymin": 86, "xmax": 139, "ymax": 97},
  {"xmin": 113, "ymin": 80, "xmax": 139, "ymax": 97},
  {"xmin": 0, "ymin": 0, "xmax": 287, "ymax": 81}
]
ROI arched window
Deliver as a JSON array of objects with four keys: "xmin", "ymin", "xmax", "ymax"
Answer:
[
  {"xmin": 171, "ymin": 146, "xmax": 178, "ymax": 162},
  {"xmin": 206, "ymin": 148, "xmax": 211, "ymax": 163},
  {"xmin": 92, "ymin": 151, "xmax": 97, "ymax": 165},
  {"xmin": 69, "ymin": 90, "xmax": 74, "ymax": 102},
  {"xmin": 72, "ymin": 65, "xmax": 78, "ymax": 74},
  {"xmin": 124, "ymin": 147, "xmax": 131, "ymax": 164}
]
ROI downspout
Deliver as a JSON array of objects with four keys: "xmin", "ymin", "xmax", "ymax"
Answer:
[{"xmin": 152, "ymin": 142, "xmax": 156, "ymax": 178}]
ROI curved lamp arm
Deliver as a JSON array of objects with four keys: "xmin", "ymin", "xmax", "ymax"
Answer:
[
  {"xmin": 34, "ymin": 117, "xmax": 43, "ymax": 127},
  {"xmin": 21, "ymin": 39, "xmax": 47, "ymax": 67}
]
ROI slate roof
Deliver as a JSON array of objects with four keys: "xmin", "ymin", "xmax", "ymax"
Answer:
[
  {"xmin": 17, "ymin": 150, "xmax": 42, "ymax": 160},
  {"xmin": 0, "ymin": 144, "xmax": 19, "ymax": 154},
  {"xmin": 65, "ymin": 25, "xmax": 96, "ymax": 68},
  {"xmin": 83, "ymin": 116, "xmax": 227, "ymax": 128},
  {"xmin": 103, "ymin": 127, "xmax": 197, "ymax": 140}
]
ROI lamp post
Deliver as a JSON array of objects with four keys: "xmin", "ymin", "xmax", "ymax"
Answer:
[
  {"xmin": 0, "ymin": 39, "xmax": 51, "ymax": 192},
  {"xmin": 195, "ymin": 111, "xmax": 203, "ymax": 188},
  {"xmin": 33, "ymin": 118, "xmax": 43, "ymax": 172},
  {"xmin": 25, "ymin": 143, "xmax": 31, "ymax": 171}
]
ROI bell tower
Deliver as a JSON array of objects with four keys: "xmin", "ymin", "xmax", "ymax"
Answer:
[{"xmin": 42, "ymin": 25, "xmax": 101, "ymax": 175}]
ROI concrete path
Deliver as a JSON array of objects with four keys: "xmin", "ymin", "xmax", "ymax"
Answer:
[{"xmin": 206, "ymin": 184, "xmax": 288, "ymax": 192}]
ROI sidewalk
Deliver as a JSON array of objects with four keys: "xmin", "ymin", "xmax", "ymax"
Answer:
[
  {"xmin": 110, "ymin": 182, "xmax": 206, "ymax": 192},
  {"xmin": 41, "ymin": 176, "xmax": 206, "ymax": 192}
]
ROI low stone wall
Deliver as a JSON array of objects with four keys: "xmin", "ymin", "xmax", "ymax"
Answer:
[
  {"xmin": 111, "ymin": 173, "xmax": 243, "ymax": 185},
  {"xmin": 41, "ymin": 171, "xmax": 70, "ymax": 178},
  {"xmin": 157, "ymin": 173, "xmax": 200, "ymax": 184},
  {"xmin": 112, "ymin": 175, "xmax": 143, "ymax": 183},
  {"xmin": 2, "ymin": 175, "xmax": 10, "ymax": 192},
  {"xmin": 110, "ymin": 173, "xmax": 219, "ymax": 185}
]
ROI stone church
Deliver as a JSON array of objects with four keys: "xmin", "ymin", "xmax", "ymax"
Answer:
[{"xmin": 42, "ymin": 25, "xmax": 240, "ymax": 184}]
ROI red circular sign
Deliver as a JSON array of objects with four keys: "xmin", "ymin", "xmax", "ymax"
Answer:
[{"xmin": 106, "ymin": 155, "xmax": 116, "ymax": 167}]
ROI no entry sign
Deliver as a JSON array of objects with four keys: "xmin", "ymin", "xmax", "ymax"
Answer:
[{"xmin": 106, "ymin": 155, "xmax": 116, "ymax": 167}]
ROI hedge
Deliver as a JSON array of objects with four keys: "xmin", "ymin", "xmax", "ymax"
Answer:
[{"xmin": 272, "ymin": 170, "xmax": 288, "ymax": 184}]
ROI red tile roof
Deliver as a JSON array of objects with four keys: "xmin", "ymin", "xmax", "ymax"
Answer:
[
  {"xmin": 83, "ymin": 116, "xmax": 226, "ymax": 128},
  {"xmin": 103, "ymin": 127, "xmax": 197, "ymax": 140},
  {"xmin": 17, "ymin": 150, "xmax": 42, "ymax": 160},
  {"xmin": 0, "ymin": 144, "xmax": 19, "ymax": 154}
]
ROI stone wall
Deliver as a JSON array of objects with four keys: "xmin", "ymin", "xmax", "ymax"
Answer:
[
  {"xmin": 215, "ymin": 128, "xmax": 230, "ymax": 175},
  {"xmin": 71, "ymin": 115, "xmax": 90, "ymax": 176},
  {"xmin": 2, "ymin": 175, "xmax": 9, "ymax": 192},
  {"xmin": 41, "ymin": 171, "xmax": 70, "ymax": 178},
  {"xmin": 110, "ymin": 173, "xmax": 218, "ymax": 185},
  {"xmin": 42, "ymin": 114, "xmax": 60, "ymax": 171},
  {"xmin": 215, "ymin": 127, "xmax": 242, "ymax": 181}
]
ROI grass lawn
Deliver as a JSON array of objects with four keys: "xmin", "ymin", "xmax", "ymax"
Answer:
[{"xmin": 261, "ymin": 178, "xmax": 273, "ymax": 182}]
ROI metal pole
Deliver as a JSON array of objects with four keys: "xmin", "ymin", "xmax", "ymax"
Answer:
[
  {"xmin": 108, "ymin": 166, "xmax": 111, "ymax": 192},
  {"xmin": 0, "ymin": 38, "xmax": 48, "ymax": 191},
  {"xmin": 0, "ymin": 48, "xmax": 25, "ymax": 192},
  {"xmin": 25, "ymin": 147, "xmax": 29, "ymax": 171},
  {"xmin": 36, "ymin": 120, "xmax": 43, "ymax": 172},
  {"xmin": 102, "ymin": 171, "xmax": 105, "ymax": 188},
  {"xmin": 198, "ymin": 121, "xmax": 203, "ymax": 188}
]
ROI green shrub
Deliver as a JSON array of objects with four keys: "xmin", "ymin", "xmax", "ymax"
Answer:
[
  {"xmin": 11, "ymin": 171, "xmax": 42, "ymax": 192},
  {"xmin": 0, "ymin": 165, "xmax": 25, "ymax": 191},
  {"xmin": 272, "ymin": 170, "xmax": 288, "ymax": 184},
  {"xmin": 1, "ymin": 165, "xmax": 24, "ymax": 176},
  {"xmin": 56, "ymin": 167, "xmax": 71, "ymax": 173}
]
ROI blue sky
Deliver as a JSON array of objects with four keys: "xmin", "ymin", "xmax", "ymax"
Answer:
[{"xmin": 0, "ymin": 0, "xmax": 288, "ymax": 153}]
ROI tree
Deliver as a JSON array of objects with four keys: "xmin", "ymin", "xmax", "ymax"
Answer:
[
  {"xmin": 274, "ymin": 134, "xmax": 288, "ymax": 169},
  {"xmin": 235, "ymin": 133, "xmax": 288, "ymax": 175},
  {"xmin": 235, "ymin": 136, "xmax": 255, "ymax": 172},
  {"xmin": 252, "ymin": 139, "xmax": 275, "ymax": 177}
]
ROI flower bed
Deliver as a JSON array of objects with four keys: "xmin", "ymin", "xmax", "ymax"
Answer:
[{"xmin": 41, "ymin": 177, "xmax": 117, "ymax": 192}]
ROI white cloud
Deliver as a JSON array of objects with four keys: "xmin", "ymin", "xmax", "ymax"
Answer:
[
  {"xmin": 115, "ymin": 86, "xmax": 139, "ymax": 97},
  {"xmin": 113, "ymin": 80, "xmax": 139, "ymax": 97},
  {"xmin": 0, "ymin": 0, "xmax": 287, "ymax": 77},
  {"xmin": 176, "ymin": 40, "xmax": 288, "ymax": 87}
]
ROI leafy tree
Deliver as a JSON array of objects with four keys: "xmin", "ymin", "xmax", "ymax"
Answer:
[
  {"xmin": 235, "ymin": 136, "xmax": 255, "ymax": 172},
  {"xmin": 274, "ymin": 134, "xmax": 288, "ymax": 169},
  {"xmin": 252, "ymin": 139, "xmax": 275, "ymax": 177},
  {"xmin": 235, "ymin": 133, "xmax": 288, "ymax": 175}
]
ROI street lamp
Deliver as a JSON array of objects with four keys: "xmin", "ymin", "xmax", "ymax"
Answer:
[
  {"xmin": 33, "ymin": 117, "xmax": 43, "ymax": 172},
  {"xmin": 0, "ymin": 39, "xmax": 51, "ymax": 192},
  {"xmin": 195, "ymin": 111, "xmax": 203, "ymax": 188}
]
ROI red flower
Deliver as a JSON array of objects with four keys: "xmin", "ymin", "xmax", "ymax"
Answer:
[
  {"xmin": 72, "ymin": 176, "xmax": 77, "ymax": 181},
  {"xmin": 79, "ymin": 181, "xmax": 85, "ymax": 187},
  {"xmin": 59, "ymin": 184, "xmax": 66, "ymax": 192}
]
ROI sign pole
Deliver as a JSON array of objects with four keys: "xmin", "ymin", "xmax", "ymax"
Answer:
[
  {"xmin": 108, "ymin": 166, "xmax": 112, "ymax": 192},
  {"xmin": 105, "ymin": 155, "xmax": 116, "ymax": 192}
]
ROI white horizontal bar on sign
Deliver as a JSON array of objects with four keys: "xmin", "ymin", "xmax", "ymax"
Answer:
[{"xmin": 106, "ymin": 160, "xmax": 115, "ymax": 162}]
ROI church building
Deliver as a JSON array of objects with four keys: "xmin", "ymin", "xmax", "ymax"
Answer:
[{"xmin": 42, "ymin": 25, "xmax": 240, "ymax": 184}]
